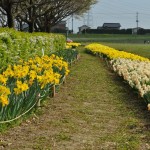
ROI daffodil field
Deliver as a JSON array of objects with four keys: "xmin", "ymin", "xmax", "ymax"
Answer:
[
  {"xmin": 85, "ymin": 43, "xmax": 150, "ymax": 110},
  {"xmin": 66, "ymin": 42, "xmax": 81, "ymax": 49},
  {"xmin": 0, "ymin": 28, "xmax": 65, "ymax": 71},
  {"xmin": 0, "ymin": 29, "xmax": 80, "ymax": 122}
]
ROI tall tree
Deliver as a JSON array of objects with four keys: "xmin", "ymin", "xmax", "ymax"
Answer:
[
  {"xmin": 17, "ymin": 0, "xmax": 52, "ymax": 32},
  {"xmin": 0, "ymin": 0, "xmax": 24, "ymax": 28},
  {"xmin": 0, "ymin": 0, "xmax": 97, "ymax": 32},
  {"xmin": 36, "ymin": 0, "xmax": 97, "ymax": 32}
]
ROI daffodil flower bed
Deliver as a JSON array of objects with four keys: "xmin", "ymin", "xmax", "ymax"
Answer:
[
  {"xmin": 111, "ymin": 58, "xmax": 150, "ymax": 98},
  {"xmin": 85, "ymin": 43, "xmax": 150, "ymax": 109},
  {"xmin": 85, "ymin": 43, "xmax": 149, "ymax": 61},
  {"xmin": 66, "ymin": 42, "xmax": 81, "ymax": 49},
  {"xmin": 0, "ymin": 28, "xmax": 65, "ymax": 71},
  {"xmin": 55, "ymin": 49, "xmax": 79, "ymax": 64},
  {"xmin": 0, "ymin": 54, "xmax": 70, "ymax": 121}
]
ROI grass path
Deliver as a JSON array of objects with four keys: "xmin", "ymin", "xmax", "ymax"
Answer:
[{"xmin": 0, "ymin": 47, "xmax": 150, "ymax": 149}]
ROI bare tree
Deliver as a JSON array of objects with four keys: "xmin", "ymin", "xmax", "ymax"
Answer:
[
  {"xmin": 36, "ymin": 0, "xmax": 97, "ymax": 32},
  {"xmin": 0, "ymin": 0, "xmax": 97, "ymax": 32},
  {"xmin": 0, "ymin": 0, "xmax": 25, "ymax": 28},
  {"xmin": 16, "ymin": 0, "xmax": 52, "ymax": 32}
]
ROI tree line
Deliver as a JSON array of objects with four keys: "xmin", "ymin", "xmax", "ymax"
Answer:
[{"xmin": 0, "ymin": 0, "xmax": 97, "ymax": 32}]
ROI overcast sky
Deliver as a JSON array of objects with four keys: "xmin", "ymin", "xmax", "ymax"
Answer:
[{"xmin": 67, "ymin": 0, "xmax": 150, "ymax": 33}]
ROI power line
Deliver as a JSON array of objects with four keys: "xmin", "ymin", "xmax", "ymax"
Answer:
[
  {"xmin": 90, "ymin": 12, "xmax": 150, "ymax": 15},
  {"xmin": 72, "ymin": 13, "xmax": 74, "ymax": 33}
]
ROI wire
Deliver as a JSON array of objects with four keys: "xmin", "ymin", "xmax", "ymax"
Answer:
[{"xmin": 0, "ymin": 99, "xmax": 39, "ymax": 124}]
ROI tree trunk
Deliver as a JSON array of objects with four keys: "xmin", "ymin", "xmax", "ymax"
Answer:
[
  {"xmin": 42, "ymin": 15, "xmax": 49, "ymax": 33},
  {"xmin": 19, "ymin": 21, "xmax": 23, "ymax": 31},
  {"xmin": 28, "ymin": 22, "xmax": 34, "ymax": 33},
  {"xmin": 7, "ymin": 7, "xmax": 14, "ymax": 28},
  {"xmin": 27, "ymin": 0, "xmax": 35, "ymax": 32},
  {"xmin": 46, "ymin": 24, "xmax": 51, "ymax": 33}
]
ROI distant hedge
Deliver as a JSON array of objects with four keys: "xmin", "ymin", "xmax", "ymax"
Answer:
[
  {"xmin": 0, "ymin": 28, "xmax": 65, "ymax": 71},
  {"xmin": 83, "ymin": 29, "xmax": 132, "ymax": 34},
  {"xmin": 83, "ymin": 28, "xmax": 150, "ymax": 35}
]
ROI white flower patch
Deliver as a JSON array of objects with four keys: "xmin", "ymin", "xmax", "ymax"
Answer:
[{"xmin": 110, "ymin": 58, "xmax": 150, "ymax": 98}]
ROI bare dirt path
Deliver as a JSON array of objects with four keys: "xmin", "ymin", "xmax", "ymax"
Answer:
[{"xmin": 0, "ymin": 48, "xmax": 150, "ymax": 150}]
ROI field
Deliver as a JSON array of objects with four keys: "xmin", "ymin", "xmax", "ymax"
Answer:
[
  {"xmin": 1, "ymin": 33, "xmax": 150, "ymax": 149},
  {"xmin": 69, "ymin": 33, "xmax": 150, "ymax": 58},
  {"xmin": 103, "ymin": 43, "xmax": 150, "ymax": 59},
  {"xmin": 69, "ymin": 33, "xmax": 150, "ymax": 44}
]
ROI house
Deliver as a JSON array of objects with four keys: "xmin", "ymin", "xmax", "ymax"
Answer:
[
  {"xmin": 78, "ymin": 25, "xmax": 90, "ymax": 33},
  {"xmin": 97, "ymin": 26, "xmax": 103, "ymax": 29},
  {"xmin": 132, "ymin": 27, "xmax": 143, "ymax": 34},
  {"xmin": 102, "ymin": 23, "xmax": 121, "ymax": 30},
  {"xmin": 51, "ymin": 21, "xmax": 67, "ymax": 33}
]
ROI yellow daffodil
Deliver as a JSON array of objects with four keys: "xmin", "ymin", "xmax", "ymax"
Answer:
[
  {"xmin": 0, "ymin": 74, "xmax": 8, "ymax": 85},
  {"xmin": 14, "ymin": 80, "xmax": 29, "ymax": 95},
  {"xmin": 0, "ymin": 96, "xmax": 9, "ymax": 107},
  {"xmin": 0, "ymin": 85, "xmax": 10, "ymax": 107},
  {"xmin": 3, "ymin": 65, "xmax": 14, "ymax": 77},
  {"xmin": 85, "ymin": 43, "xmax": 150, "ymax": 62},
  {"xmin": 66, "ymin": 42, "xmax": 81, "ymax": 48}
]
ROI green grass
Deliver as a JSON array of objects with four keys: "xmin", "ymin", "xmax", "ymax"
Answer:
[
  {"xmin": 72, "ymin": 33, "xmax": 150, "ymax": 59},
  {"xmin": 103, "ymin": 43, "xmax": 150, "ymax": 59},
  {"xmin": 66, "ymin": 33, "xmax": 150, "ymax": 43}
]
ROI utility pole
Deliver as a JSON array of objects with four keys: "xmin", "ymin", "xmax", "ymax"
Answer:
[
  {"xmin": 83, "ymin": 16, "xmax": 86, "ymax": 25},
  {"xmin": 87, "ymin": 11, "xmax": 90, "ymax": 27},
  {"xmin": 136, "ymin": 12, "xmax": 139, "ymax": 34},
  {"xmin": 72, "ymin": 13, "xmax": 73, "ymax": 33}
]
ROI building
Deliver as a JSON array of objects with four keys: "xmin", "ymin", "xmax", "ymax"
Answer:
[
  {"xmin": 102, "ymin": 23, "xmax": 121, "ymax": 30},
  {"xmin": 78, "ymin": 25, "xmax": 90, "ymax": 33},
  {"xmin": 51, "ymin": 21, "xmax": 67, "ymax": 32},
  {"xmin": 132, "ymin": 27, "xmax": 143, "ymax": 34},
  {"xmin": 97, "ymin": 26, "xmax": 103, "ymax": 29}
]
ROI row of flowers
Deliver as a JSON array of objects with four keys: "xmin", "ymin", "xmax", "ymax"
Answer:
[
  {"xmin": 66, "ymin": 42, "xmax": 81, "ymax": 49},
  {"xmin": 0, "ymin": 28, "xmax": 65, "ymax": 72},
  {"xmin": 85, "ymin": 43, "xmax": 150, "ymax": 109},
  {"xmin": 0, "ymin": 53, "xmax": 70, "ymax": 121},
  {"xmin": 85, "ymin": 43, "xmax": 149, "ymax": 62}
]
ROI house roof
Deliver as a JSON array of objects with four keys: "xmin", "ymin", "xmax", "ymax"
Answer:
[
  {"xmin": 78, "ymin": 25, "xmax": 90, "ymax": 29},
  {"xmin": 103, "ymin": 23, "xmax": 121, "ymax": 28},
  {"xmin": 97, "ymin": 26, "xmax": 103, "ymax": 29}
]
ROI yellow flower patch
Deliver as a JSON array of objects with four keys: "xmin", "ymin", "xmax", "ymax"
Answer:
[
  {"xmin": 0, "ymin": 54, "xmax": 70, "ymax": 107},
  {"xmin": 66, "ymin": 42, "xmax": 81, "ymax": 49},
  {"xmin": 0, "ymin": 85, "xmax": 10, "ymax": 107},
  {"xmin": 85, "ymin": 43, "xmax": 150, "ymax": 62}
]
